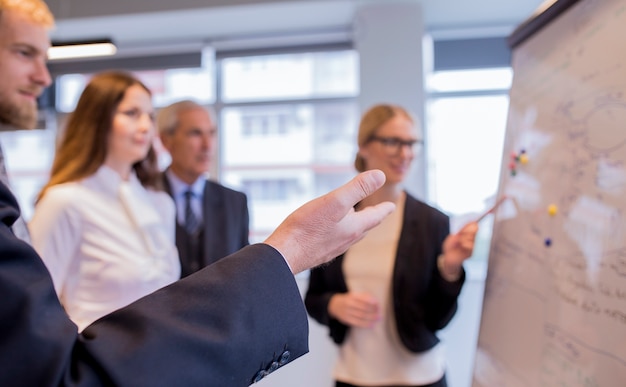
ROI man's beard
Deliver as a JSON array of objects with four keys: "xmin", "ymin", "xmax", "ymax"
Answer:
[{"xmin": 0, "ymin": 93, "xmax": 38, "ymax": 130}]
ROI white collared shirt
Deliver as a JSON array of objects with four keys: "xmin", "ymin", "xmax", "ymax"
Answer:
[{"xmin": 29, "ymin": 165, "xmax": 180, "ymax": 331}]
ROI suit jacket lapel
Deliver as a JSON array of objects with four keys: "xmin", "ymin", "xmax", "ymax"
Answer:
[
  {"xmin": 202, "ymin": 181, "xmax": 222, "ymax": 266},
  {"xmin": 161, "ymin": 172, "xmax": 174, "ymax": 199},
  {"xmin": 161, "ymin": 173, "xmax": 187, "ymax": 275}
]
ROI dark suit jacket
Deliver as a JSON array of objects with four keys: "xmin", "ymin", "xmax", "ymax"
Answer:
[
  {"xmin": 162, "ymin": 173, "xmax": 250, "ymax": 277},
  {"xmin": 305, "ymin": 192, "xmax": 465, "ymax": 353},
  {"xmin": 0, "ymin": 181, "xmax": 306, "ymax": 386}
]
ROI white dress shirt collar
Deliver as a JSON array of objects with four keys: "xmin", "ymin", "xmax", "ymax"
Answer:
[
  {"xmin": 87, "ymin": 165, "xmax": 165, "ymax": 253},
  {"xmin": 165, "ymin": 169, "xmax": 205, "ymax": 198},
  {"xmin": 90, "ymin": 164, "xmax": 141, "ymax": 197}
]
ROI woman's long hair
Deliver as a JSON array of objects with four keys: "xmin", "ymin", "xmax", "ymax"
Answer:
[{"xmin": 37, "ymin": 71, "xmax": 159, "ymax": 201}]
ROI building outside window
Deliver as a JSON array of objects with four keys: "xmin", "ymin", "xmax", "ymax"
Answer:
[
  {"xmin": 218, "ymin": 49, "xmax": 360, "ymax": 242},
  {"xmin": 0, "ymin": 125, "xmax": 57, "ymax": 220}
]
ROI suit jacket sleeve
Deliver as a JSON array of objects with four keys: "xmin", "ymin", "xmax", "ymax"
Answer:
[{"xmin": 0, "ymin": 183, "xmax": 308, "ymax": 387}]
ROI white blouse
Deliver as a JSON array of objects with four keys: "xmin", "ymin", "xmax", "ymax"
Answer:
[{"xmin": 29, "ymin": 166, "xmax": 180, "ymax": 331}]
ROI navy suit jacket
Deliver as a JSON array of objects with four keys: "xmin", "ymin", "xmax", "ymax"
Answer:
[
  {"xmin": 0, "ymin": 181, "xmax": 307, "ymax": 386},
  {"xmin": 305, "ymin": 192, "xmax": 465, "ymax": 353},
  {"xmin": 162, "ymin": 173, "xmax": 250, "ymax": 277}
]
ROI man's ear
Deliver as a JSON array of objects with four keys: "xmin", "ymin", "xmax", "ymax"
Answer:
[{"xmin": 159, "ymin": 132, "xmax": 172, "ymax": 151}]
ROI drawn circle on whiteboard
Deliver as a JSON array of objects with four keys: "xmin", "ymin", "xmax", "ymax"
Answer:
[{"xmin": 583, "ymin": 103, "xmax": 626, "ymax": 153}]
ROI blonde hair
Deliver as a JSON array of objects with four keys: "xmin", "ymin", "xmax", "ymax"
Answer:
[
  {"xmin": 354, "ymin": 104, "xmax": 415, "ymax": 172},
  {"xmin": 0, "ymin": 0, "xmax": 55, "ymax": 28}
]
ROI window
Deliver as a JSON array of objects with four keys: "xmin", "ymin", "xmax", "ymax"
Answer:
[
  {"xmin": 425, "ymin": 68, "xmax": 512, "ymax": 272},
  {"xmin": 55, "ymin": 66, "xmax": 215, "ymax": 113},
  {"xmin": 241, "ymin": 178, "xmax": 301, "ymax": 201},
  {"xmin": 218, "ymin": 49, "xmax": 359, "ymax": 242},
  {"xmin": 0, "ymin": 125, "xmax": 57, "ymax": 220},
  {"xmin": 221, "ymin": 51, "xmax": 358, "ymax": 102}
]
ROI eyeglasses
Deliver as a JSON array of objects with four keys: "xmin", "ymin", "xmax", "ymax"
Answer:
[{"xmin": 369, "ymin": 136, "xmax": 423, "ymax": 155}]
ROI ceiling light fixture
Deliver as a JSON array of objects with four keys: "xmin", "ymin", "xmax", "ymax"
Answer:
[{"xmin": 48, "ymin": 38, "xmax": 117, "ymax": 60}]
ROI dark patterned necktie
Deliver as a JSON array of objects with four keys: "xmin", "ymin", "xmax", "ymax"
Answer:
[
  {"xmin": 184, "ymin": 190, "xmax": 201, "ymax": 235},
  {"xmin": 0, "ymin": 142, "xmax": 31, "ymax": 243}
]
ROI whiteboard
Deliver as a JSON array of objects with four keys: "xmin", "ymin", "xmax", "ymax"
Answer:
[{"xmin": 472, "ymin": 0, "xmax": 626, "ymax": 386}]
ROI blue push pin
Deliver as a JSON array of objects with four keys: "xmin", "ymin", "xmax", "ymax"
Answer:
[{"xmin": 545, "ymin": 238, "xmax": 552, "ymax": 247}]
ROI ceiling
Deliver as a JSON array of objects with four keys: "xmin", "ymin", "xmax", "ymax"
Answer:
[{"xmin": 45, "ymin": 0, "xmax": 548, "ymax": 53}]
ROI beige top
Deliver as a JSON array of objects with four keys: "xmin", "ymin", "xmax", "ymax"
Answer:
[{"xmin": 335, "ymin": 192, "xmax": 445, "ymax": 385}]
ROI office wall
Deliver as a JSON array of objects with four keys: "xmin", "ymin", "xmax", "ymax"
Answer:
[{"xmin": 355, "ymin": 1, "xmax": 427, "ymax": 199}]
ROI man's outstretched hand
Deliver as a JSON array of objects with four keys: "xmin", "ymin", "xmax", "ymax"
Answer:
[{"xmin": 265, "ymin": 170, "xmax": 395, "ymax": 274}]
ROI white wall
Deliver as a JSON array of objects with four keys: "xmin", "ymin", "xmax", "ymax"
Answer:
[{"xmin": 355, "ymin": 1, "xmax": 427, "ymax": 199}]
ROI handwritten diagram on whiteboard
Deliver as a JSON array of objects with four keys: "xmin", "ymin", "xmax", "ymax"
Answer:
[{"xmin": 473, "ymin": 1, "xmax": 626, "ymax": 386}]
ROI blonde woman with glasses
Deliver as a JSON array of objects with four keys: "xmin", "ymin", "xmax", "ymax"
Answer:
[{"xmin": 305, "ymin": 104, "xmax": 479, "ymax": 387}]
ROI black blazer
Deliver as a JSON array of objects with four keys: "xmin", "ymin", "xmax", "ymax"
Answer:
[
  {"xmin": 0, "ymin": 181, "xmax": 306, "ymax": 386},
  {"xmin": 305, "ymin": 192, "xmax": 466, "ymax": 353},
  {"xmin": 162, "ymin": 174, "xmax": 250, "ymax": 277}
]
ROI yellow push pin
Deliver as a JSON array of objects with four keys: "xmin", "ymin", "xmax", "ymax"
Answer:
[
  {"xmin": 547, "ymin": 204, "xmax": 558, "ymax": 216},
  {"xmin": 519, "ymin": 153, "xmax": 529, "ymax": 165}
]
